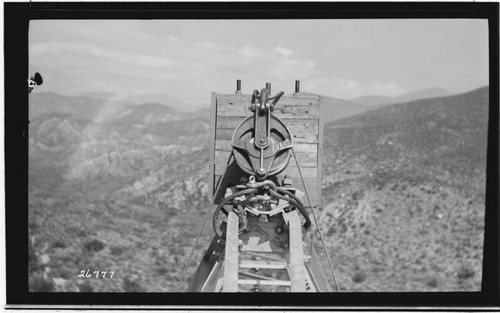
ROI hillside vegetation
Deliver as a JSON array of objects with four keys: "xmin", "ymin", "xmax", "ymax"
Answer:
[
  {"xmin": 317, "ymin": 87, "xmax": 488, "ymax": 291},
  {"xmin": 28, "ymin": 87, "xmax": 488, "ymax": 292}
]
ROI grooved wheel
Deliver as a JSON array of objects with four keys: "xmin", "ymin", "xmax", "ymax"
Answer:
[{"xmin": 231, "ymin": 114, "xmax": 293, "ymax": 179}]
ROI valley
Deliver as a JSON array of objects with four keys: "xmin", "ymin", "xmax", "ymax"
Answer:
[{"xmin": 28, "ymin": 87, "xmax": 489, "ymax": 292}]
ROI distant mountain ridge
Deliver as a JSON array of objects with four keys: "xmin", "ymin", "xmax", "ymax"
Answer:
[
  {"xmin": 350, "ymin": 87, "xmax": 452, "ymax": 107},
  {"xmin": 29, "ymin": 92, "xmax": 208, "ymax": 123},
  {"xmin": 325, "ymin": 86, "xmax": 489, "ymax": 190},
  {"xmin": 29, "ymin": 92, "xmax": 110, "ymax": 121},
  {"xmin": 320, "ymin": 96, "xmax": 368, "ymax": 123},
  {"xmin": 299, "ymin": 92, "xmax": 369, "ymax": 123}
]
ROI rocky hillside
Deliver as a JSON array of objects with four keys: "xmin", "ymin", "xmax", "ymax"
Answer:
[
  {"xmin": 317, "ymin": 86, "xmax": 488, "ymax": 291},
  {"xmin": 321, "ymin": 95, "xmax": 369, "ymax": 123},
  {"xmin": 28, "ymin": 87, "xmax": 488, "ymax": 292}
]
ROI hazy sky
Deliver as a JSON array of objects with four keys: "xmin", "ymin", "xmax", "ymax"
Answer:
[{"xmin": 29, "ymin": 19, "xmax": 489, "ymax": 106}]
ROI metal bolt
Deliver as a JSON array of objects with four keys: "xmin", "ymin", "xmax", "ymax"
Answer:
[
  {"xmin": 275, "ymin": 226, "xmax": 283, "ymax": 234},
  {"xmin": 258, "ymin": 167, "xmax": 266, "ymax": 174}
]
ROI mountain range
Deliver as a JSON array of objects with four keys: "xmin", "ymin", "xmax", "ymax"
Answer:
[
  {"xmin": 349, "ymin": 87, "xmax": 452, "ymax": 107},
  {"xmin": 28, "ymin": 86, "xmax": 488, "ymax": 293}
]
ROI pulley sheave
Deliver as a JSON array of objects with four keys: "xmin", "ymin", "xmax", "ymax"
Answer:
[{"xmin": 231, "ymin": 88, "xmax": 293, "ymax": 180}]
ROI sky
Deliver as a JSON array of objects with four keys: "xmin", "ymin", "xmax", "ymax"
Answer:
[{"xmin": 29, "ymin": 19, "xmax": 489, "ymax": 108}]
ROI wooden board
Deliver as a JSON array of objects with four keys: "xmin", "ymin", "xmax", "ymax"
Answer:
[{"xmin": 209, "ymin": 92, "xmax": 322, "ymax": 208}]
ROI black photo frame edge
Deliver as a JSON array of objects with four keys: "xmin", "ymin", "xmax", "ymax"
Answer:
[{"xmin": 4, "ymin": 1, "xmax": 499, "ymax": 309}]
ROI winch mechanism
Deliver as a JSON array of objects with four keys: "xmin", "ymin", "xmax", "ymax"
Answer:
[{"xmin": 185, "ymin": 82, "xmax": 336, "ymax": 293}]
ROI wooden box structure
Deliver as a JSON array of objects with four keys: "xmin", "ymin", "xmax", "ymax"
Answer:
[{"xmin": 208, "ymin": 91, "xmax": 324, "ymax": 208}]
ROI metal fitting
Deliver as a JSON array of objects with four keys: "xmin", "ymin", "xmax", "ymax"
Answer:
[{"xmin": 282, "ymin": 175, "xmax": 293, "ymax": 187}]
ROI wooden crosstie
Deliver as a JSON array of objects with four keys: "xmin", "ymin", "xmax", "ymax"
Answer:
[{"xmin": 186, "ymin": 210, "xmax": 332, "ymax": 292}]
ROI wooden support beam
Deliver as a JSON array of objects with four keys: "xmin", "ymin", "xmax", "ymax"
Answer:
[
  {"xmin": 238, "ymin": 279, "xmax": 291, "ymax": 286},
  {"xmin": 186, "ymin": 234, "xmax": 225, "ymax": 292},
  {"xmin": 304, "ymin": 232, "xmax": 334, "ymax": 292},
  {"xmin": 223, "ymin": 212, "xmax": 239, "ymax": 292},
  {"xmin": 288, "ymin": 210, "xmax": 306, "ymax": 292},
  {"xmin": 239, "ymin": 259, "xmax": 288, "ymax": 270}
]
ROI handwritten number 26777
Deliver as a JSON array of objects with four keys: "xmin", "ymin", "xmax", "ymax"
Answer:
[{"xmin": 78, "ymin": 270, "xmax": 115, "ymax": 279}]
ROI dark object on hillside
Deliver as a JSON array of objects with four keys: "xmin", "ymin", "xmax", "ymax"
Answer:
[{"xmin": 84, "ymin": 239, "xmax": 105, "ymax": 252}]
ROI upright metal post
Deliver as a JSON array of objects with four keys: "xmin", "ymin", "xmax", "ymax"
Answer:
[
  {"xmin": 295, "ymin": 80, "xmax": 300, "ymax": 94},
  {"xmin": 236, "ymin": 79, "xmax": 242, "ymax": 94}
]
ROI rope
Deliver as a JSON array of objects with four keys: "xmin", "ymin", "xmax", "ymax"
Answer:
[
  {"xmin": 291, "ymin": 147, "xmax": 342, "ymax": 292},
  {"xmin": 177, "ymin": 153, "xmax": 234, "ymax": 291},
  {"xmin": 176, "ymin": 205, "xmax": 211, "ymax": 291}
]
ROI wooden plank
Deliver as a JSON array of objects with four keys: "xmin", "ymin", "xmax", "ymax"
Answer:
[
  {"xmin": 238, "ymin": 271, "xmax": 283, "ymax": 281},
  {"xmin": 287, "ymin": 210, "xmax": 306, "ymax": 292},
  {"xmin": 216, "ymin": 104, "xmax": 249, "ymax": 118},
  {"xmin": 201, "ymin": 259, "xmax": 224, "ymax": 292},
  {"xmin": 278, "ymin": 166, "xmax": 318, "ymax": 178},
  {"xmin": 306, "ymin": 246, "xmax": 334, "ymax": 292},
  {"xmin": 186, "ymin": 234, "xmax": 226, "ymax": 292},
  {"xmin": 287, "ymin": 119, "xmax": 319, "ymax": 141},
  {"xmin": 288, "ymin": 151, "xmax": 317, "ymax": 168},
  {"xmin": 216, "ymin": 126, "xmax": 318, "ymax": 143},
  {"xmin": 216, "ymin": 119, "xmax": 319, "ymax": 137},
  {"xmin": 217, "ymin": 94, "xmax": 320, "ymax": 107},
  {"xmin": 217, "ymin": 105, "xmax": 320, "ymax": 120},
  {"xmin": 238, "ymin": 279, "xmax": 291, "ymax": 286},
  {"xmin": 239, "ymin": 259, "xmax": 287, "ymax": 269},
  {"xmin": 317, "ymin": 96, "xmax": 324, "ymax": 209},
  {"xmin": 208, "ymin": 92, "xmax": 217, "ymax": 202},
  {"xmin": 215, "ymin": 140, "xmax": 317, "ymax": 154},
  {"xmin": 303, "ymin": 232, "xmax": 333, "ymax": 292},
  {"xmin": 217, "ymin": 116, "xmax": 319, "ymax": 130},
  {"xmin": 223, "ymin": 212, "xmax": 240, "ymax": 292}
]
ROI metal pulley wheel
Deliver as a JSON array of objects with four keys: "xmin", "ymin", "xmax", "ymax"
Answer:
[{"xmin": 231, "ymin": 88, "xmax": 293, "ymax": 180}]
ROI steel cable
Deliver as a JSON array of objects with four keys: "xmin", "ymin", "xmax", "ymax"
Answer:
[
  {"xmin": 177, "ymin": 154, "xmax": 236, "ymax": 291},
  {"xmin": 291, "ymin": 147, "xmax": 342, "ymax": 292},
  {"xmin": 268, "ymin": 189, "xmax": 311, "ymax": 229}
]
